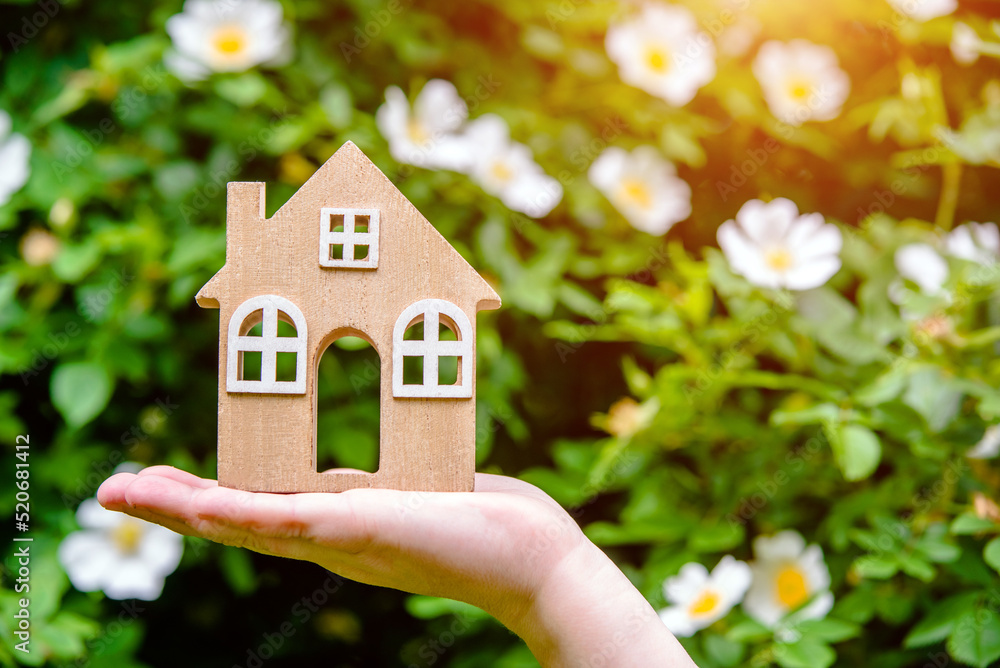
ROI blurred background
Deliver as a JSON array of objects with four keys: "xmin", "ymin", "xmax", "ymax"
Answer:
[{"xmin": 2, "ymin": 0, "xmax": 1000, "ymax": 665}]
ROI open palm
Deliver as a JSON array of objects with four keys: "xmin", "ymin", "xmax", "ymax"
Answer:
[{"xmin": 98, "ymin": 466, "xmax": 695, "ymax": 667}]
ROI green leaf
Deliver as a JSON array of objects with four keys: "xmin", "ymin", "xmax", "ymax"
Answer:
[
  {"xmin": 795, "ymin": 618, "xmax": 861, "ymax": 643},
  {"xmin": 828, "ymin": 424, "xmax": 882, "ymax": 481},
  {"xmin": 951, "ymin": 513, "xmax": 1000, "ymax": 536},
  {"xmin": 946, "ymin": 608, "xmax": 1000, "ymax": 668},
  {"xmin": 904, "ymin": 592, "xmax": 980, "ymax": 648},
  {"xmin": 688, "ymin": 522, "xmax": 745, "ymax": 553},
  {"xmin": 984, "ymin": 537, "xmax": 1000, "ymax": 574},
  {"xmin": 774, "ymin": 637, "xmax": 836, "ymax": 668},
  {"xmin": 702, "ymin": 633, "xmax": 745, "ymax": 667},
  {"xmin": 853, "ymin": 368, "xmax": 908, "ymax": 406},
  {"xmin": 852, "ymin": 555, "xmax": 899, "ymax": 580},
  {"xmin": 404, "ymin": 596, "xmax": 489, "ymax": 621},
  {"xmin": 832, "ymin": 585, "xmax": 876, "ymax": 624},
  {"xmin": 770, "ymin": 402, "xmax": 840, "ymax": 427},
  {"xmin": 898, "ymin": 553, "xmax": 936, "ymax": 582},
  {"xmin": 903, "ymin": 367, "xmax": 962, "ymax": 433},
  {"xmin": 220, "ymin": 546, "xmax": 257, "ymax": 595},
  {"xmin": 50, "ymin": 362, "xmax": 114, "ymax": 427},
  {"xmin": 52, "ymin": 240, "xmax": 102, "ymax": 283},
  {"xmin": 585, "ymin": 519, "xmax": 691, "ymax": 546},
  {"xmin": 726, "ymin": 618, "xmax": 771, "ymax": 643}
]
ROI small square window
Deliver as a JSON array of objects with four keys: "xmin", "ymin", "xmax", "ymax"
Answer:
[
  {"xmin": 240, "ymin": 351, "xmax": 262, "ymax": 381},
  {"xmin": 319, "ymin": 208, "xmax": 379, "ymax": 269},
  {"xmin": 402, "ymin": 356, "xmax": 423, "ymax": 385},
  {"xmin": 438, "ymin": 356, "xmax": 459, "ymax": 385},
  {"xmin": 276, "ymin": 352, "xmax": 297, "ymax": 382}
]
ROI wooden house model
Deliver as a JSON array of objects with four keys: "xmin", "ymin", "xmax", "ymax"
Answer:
[{"xmin": 196, "ymin": 141, "xmax": 500, "ymax": 493}]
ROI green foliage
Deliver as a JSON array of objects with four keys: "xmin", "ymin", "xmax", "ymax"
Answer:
[{"xmin": 2, "ymin": 0, "xmax": 1000, "ymax": 666}]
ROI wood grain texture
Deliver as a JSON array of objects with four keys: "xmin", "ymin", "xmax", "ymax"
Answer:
[{"xmin": 196, "ymin": 141, "xmax": 501, "ymax": 493}]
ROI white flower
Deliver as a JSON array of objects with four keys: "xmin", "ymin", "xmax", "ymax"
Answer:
[
  {"xmin": 717, "ymin": 198, "xmax": 842, "ymax": 290},
  {"xmin": 945, "ymin": 222, "xmax": 1000, "ymax": 265},
  {"xmin": 744, "ymin": 531, "xmax": 834, "ymax": 629},
  {"xmin": 886, "ymin": 0, "xmax": 957, "ymax": 22},
  {"xmin": 605, "ymin": 4, "xmax": 716, "ymax": 107},
  {"xmin": 658, "ymin": 556, "xmax": 752, "ymax": 637},
  {"xmin": 59, "ymin": 497, "xmax": 183, "ymax": 600},
  {"xmin": 462, "ymin": 114, "xmax": 563, "ymax": 218},
  {"xmin": 752, "ymin": 40, "xmax": 850, "ymax": 126},
  {"xmin": 951, "ymin": 22, "xmax": 982, "ymax": 65},
  {"xmin": 0, "ymin": 110, "xmax": 30, "ymax": 207},
  {"xmin": 967, "ymin": 425, "xmax": 1000, "ymax": 459},
  {"xmin": 894, "ymin": 243, "xmax": 949, "ymax": 295},
  {"xmin": 375, "ymin": 79, "xmax": 472, "ymax": 171},
  {"xmin": 588, "ymin": 146, "xmax": 691, "ymax": 235},
  {"xmin": 165, "ymin": 0, "xmax": 291, "ymax": 81}
]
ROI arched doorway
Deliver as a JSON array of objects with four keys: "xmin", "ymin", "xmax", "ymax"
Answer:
[{"xmin": 314, "ymin": 332, "xmax": 380, "ymax": 474}]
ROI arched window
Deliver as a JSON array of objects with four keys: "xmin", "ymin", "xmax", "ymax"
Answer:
[
  {"xmin": 227, "ymin": 295, "xmax": 307, "ymax": 394},
  {"xmin": 392, "ymin": 299, "xmax": 472, "ymax": 398}
]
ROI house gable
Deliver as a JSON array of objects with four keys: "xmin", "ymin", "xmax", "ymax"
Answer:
[{"xmin": 195, "ymin": 141, "xmax": 501, "ymax": 313}]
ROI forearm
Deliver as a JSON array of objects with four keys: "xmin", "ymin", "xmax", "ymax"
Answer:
[{"xmin": 508, "ymin": 542, "xmax": 697, "ymax": 668}]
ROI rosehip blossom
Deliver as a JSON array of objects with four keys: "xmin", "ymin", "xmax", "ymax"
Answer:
[
  {"xmin": 752, "ymin": 40, "xmax": 850, "ymax": 126},
  {"xmin": 605, "ymin": 4, "xmax": 716, "ymax": 107},
  {"xmin": 165, "ymin": 0, "xmax": 292, "ymax": 81},
  {"xmin": 717, "ymin": 198, "xmax": 843, "ymax": 290},
  {"xmin": 461, "ymin": 114, "xmax": 563, "ymax": 218},
  {"xmin": 588, "ymin": 145, "xmax": 691, "ymax": 236},
  {"xmin": 376, "ymin": 79, "xmax": 474, "ymax": 172},
  {"xmin": 659, "ymin": 556, "xmax": 752, "ymax": 637},
  {"xmin": 0, "ymin": 110, "xmax": 30, "ymax": 207},
  {"xmin": 59, "ymin": 496, "xmax": 183, "ymax": 601},
  {"xmin": 743, "ymin": 531, "xmax": 834, "ymax": 629}
]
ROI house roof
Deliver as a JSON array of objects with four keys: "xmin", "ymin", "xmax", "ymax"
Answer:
[{"xmin": 195, "ymin": 141, "xmax": 501, "ymax": 312}]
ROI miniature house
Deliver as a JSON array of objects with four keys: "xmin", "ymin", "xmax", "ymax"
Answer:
[{"xmin": 196, "ymin": 141, "xmax": 500, "ymax": 493}]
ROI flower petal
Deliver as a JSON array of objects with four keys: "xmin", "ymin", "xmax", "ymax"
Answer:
[
  {"xmin": 77, "ymin": 498, "xmax": 122, "ymax": 530},
  {"xmin": 712, "ymin": 556, "xmax": 753, "ymax": 605},
  {"xmin": 103, "ymin": 561, "xmax": 166, "ymax": 600},
  {"xmin": 783, "ymin": 255, "xmax": 841, "ymax": 290},
  {"xmin": 664, "ymin": 562, "xmax": 710, "ymax": 603},
  {"xmin": 58, "ymin": 531, "xmax": 121, "ymax": 592},
  {"xmin": 659, "ymin": 605, "xmax": 698, "ymax": 638},
  {"xmin": 754, "ymin": 530, "xmax": 806, "ymax": 562},
  {"xmin": 138, "ymin": 525, "xmax": 185, "ymax": 575}
]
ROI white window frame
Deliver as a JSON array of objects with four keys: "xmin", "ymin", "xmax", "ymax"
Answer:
[
  {"xmin": 392, "ymin": 299, "xmax": 472, "ymax": 399},
  {"xmin": 319, "ymin": 207, "xmax": 379, "ymax": 269},
  {"xmin": 227, "ymin": 295, "xmax": 308, "ymax": 394}
]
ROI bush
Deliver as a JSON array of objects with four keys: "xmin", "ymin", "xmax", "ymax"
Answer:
[{"xmin": 2, "ymin": 0, "xmax": 1000, "ymax": 666}]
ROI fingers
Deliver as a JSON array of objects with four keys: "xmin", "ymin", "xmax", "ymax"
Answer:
[
  {"xmin": 138, "ymin": 465, "xmax": 218, "ymax": 489},
  {"xmin": 98, "ymin": 470, "xmax": 376, "ymax": 560}
]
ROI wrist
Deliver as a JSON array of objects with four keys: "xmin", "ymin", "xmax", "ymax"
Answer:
[{"xmin": 509, "ymin": 540, "xmax": 695, "ymax": 667}]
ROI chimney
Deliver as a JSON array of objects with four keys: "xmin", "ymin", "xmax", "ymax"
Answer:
[{"xmin": 227, "ymin": 182, "xmax": 265, "ymax": 223}]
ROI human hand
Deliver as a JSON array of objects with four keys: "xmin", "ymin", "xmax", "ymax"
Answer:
[{"xmin": 98, "ymin": 466, "xmax": 695, "ymax": 667}]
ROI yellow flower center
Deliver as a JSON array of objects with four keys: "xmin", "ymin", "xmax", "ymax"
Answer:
[
  {"xmin": 111, "ymin": 521, "xmax": 144, "ymax": 555},
  {"xmin": 618, "ymin": 178, "xmax": 653, "ymax": 210},
  {"xmin": 646, "ymin": 47, "xmax": 671, "ymax": 73},
  {"xmin": 212, "ymin": 25, "xmax": 248, "ymax": 56},
  {"xmin": 764, "ymin": 247, "xmax": 793, "ymax": 272},
  {"xmin": 490, "ymin": 160, "xmax": 515, "ymax": 184},
  {"xmin": 775, "ymin": 565, "xmax": 809, "ymax": 609},
  {"xmin": 407, "ymin": 119, "xmax": 430, "ymax": 146},
  {"xmin": 787, "ymin": 79, "xmax": 812, "ymax": 102},
  {"xmin": 687, "ymin": 590, "xmax": 721, "ymax": 617}
]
